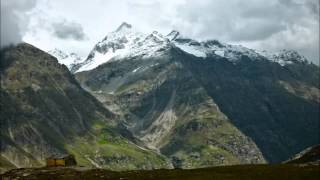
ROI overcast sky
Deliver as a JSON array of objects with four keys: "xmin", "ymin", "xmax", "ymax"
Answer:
[{"xmin": 1, "ymin": 0, "xmax": 319, "ymax": 64}]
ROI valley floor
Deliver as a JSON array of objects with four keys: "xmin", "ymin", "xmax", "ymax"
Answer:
[{"xmin": 1, "ymin": 164, "xmax": 319, "ymax": 180}]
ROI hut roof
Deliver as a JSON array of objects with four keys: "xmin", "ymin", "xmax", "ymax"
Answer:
[{"xmin": 47, "ymin": 154, "xmax": 73, "ymax": 159}]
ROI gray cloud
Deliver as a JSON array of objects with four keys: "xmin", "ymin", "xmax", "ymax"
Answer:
[
  {"xmin": 228, "ymin": 21, "xmax": 287, "ymax": 41},
  {"xmin": 127, "ymin": 0, "xmax": 319, "ymax": 63},
  {"xmin": 51, "ymin": 20, "xmax": 86, "ymax": 40},
  {"xmin": 171, "ymin": 0, "xmax": 315, "ymax": 40},
  {"xmin": 0, "ymin": 0, "xmax": 37, "ymax": 47},
  {"xmin": 304, "ymin": 0, "xmax": 320, "ymax": 19}
]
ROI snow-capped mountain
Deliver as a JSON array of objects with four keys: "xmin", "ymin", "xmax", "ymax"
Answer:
[
  {"xmin": 73, "ymin": 22, "xmax": 309, "ymax": 73},
  {"xmin": 48, "ymin": 49, "xmax": 84, "ymax": 70},
  {"xmin": 169, "ymin": 31, "xmax": 308, "ymax": 66},
  {"xmin": 75, "ymin": 23, "xmax": 319, "ymax": 167},
  {"xmin": 76, "ymin": 22, "xmax": 171, "ymax": 72},
  {"xmin": 170, "ymin": 33, "xmax": 261, "ymax": 61}
]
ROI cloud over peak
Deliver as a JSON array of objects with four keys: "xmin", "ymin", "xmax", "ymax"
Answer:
[{"xmin": 52, "ymin": 19, "xmax": 87, "ymax": 40}]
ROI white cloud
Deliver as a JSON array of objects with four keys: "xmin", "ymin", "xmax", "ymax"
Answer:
[{"xmin": 0, "ymin": 0, "xmax": 37, "ymax": 47}]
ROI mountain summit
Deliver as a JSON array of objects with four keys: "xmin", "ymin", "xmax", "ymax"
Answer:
[
  {"xmin": 116, "ymin": 22, "xmax": 133, "ymax": 32},
  {"xmin": 75, "ymin": 23, "xmax": 170, "ymax": 72}
]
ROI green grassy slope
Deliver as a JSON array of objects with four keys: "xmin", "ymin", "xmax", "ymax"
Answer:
[{"xmin": 0, "ymin": 43, "xmax": 169, "ymax": 172}]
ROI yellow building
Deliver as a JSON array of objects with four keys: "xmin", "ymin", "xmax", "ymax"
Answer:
[{"xmin": 46, "ymin": 154, "xmax": 77, "ymax": 167}]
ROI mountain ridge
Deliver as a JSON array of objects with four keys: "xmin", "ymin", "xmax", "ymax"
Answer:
[
  {"xmin": 74, "ymin": 23, "xmax": 319, "ymax": 166},
  {"xmin": 71, "ymin": 22, "xmax": 312, "ymax": 73}
]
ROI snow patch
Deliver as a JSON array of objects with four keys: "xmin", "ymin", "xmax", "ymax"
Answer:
[
  {"xmin": 132, "ymin": 67, "xmax": 142, "ymax": 73},
  {"xmin": 175, "ymin": 43, "xmax": 206, "ymax": 58},
  {"xmin": 77, "ymin": 49, "xmax": 127, "ymax": 72},
  {"xmin": 214, "ymin": 50, "xmax": 225, "ymax": 57},
  {"xmin": 48, "ymin": 49, "xmax": 84, "ymax": 70}
]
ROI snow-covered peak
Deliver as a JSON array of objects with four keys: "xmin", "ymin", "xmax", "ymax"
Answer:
[
  {"xmin": 116, "ymin": 22, "xmax": 132, "ymax": 32},
  {"xmin": 166, "ymin": 30, "xmax": 180, "ymax": 41},
  {"xmin": 75, "ymin": 24, "xmax": 171, "ymax": 72},
  {"xmin": 48, "ymin": 49, "xmax": 84, "ymax": 70}
]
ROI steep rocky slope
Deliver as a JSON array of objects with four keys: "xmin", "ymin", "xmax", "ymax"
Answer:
[
  {"xmin": 285, "ymin": 144, "xmax": 320, "ymax": 165},
  {"xmin": 77, "ymin": 52, "xmax": 265, "ymax": 168},
  {"xmin": 75, "ymin": 24, "xmax": 268, "ymax": 168},
  {"xmin": 75, "ymin": 23, "xmax": 319, "ymax": 167},
  {"xmin": 179, "ymin": 52, "xmax": 319, "ymax": 163},
  {"xmin": 0, "ymin": 43, "xmax": 169, "ymax": 172}
]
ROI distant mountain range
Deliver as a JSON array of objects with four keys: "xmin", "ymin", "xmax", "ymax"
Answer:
[{"xmin": 1, "ymin": 22, "xmax": 319, "ymax": 171}]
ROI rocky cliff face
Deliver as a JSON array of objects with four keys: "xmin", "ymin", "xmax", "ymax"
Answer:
[
  {"xmin": 285, "ymin": 144, "xmax": 320, "ymax": 165},
  {"xmin": 75, "ymin": 47, "xmax": 266, "ymax": 168},
  {"xmin": 179, "ymin": 52, "xmax": 319, "ymax": 163},
  {"xmin": 0, "ymin": 43, "xmax": 169, "ymax": 172}
]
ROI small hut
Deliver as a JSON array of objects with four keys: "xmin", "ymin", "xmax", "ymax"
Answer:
[{"xmin": 46, "ymin": 154, "xmax": 77, "ymax": 167}]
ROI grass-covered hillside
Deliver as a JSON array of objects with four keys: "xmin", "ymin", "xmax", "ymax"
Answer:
[{"xmin": 0, "ymin": 43, "xmax": 170, "ymax": 172}]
